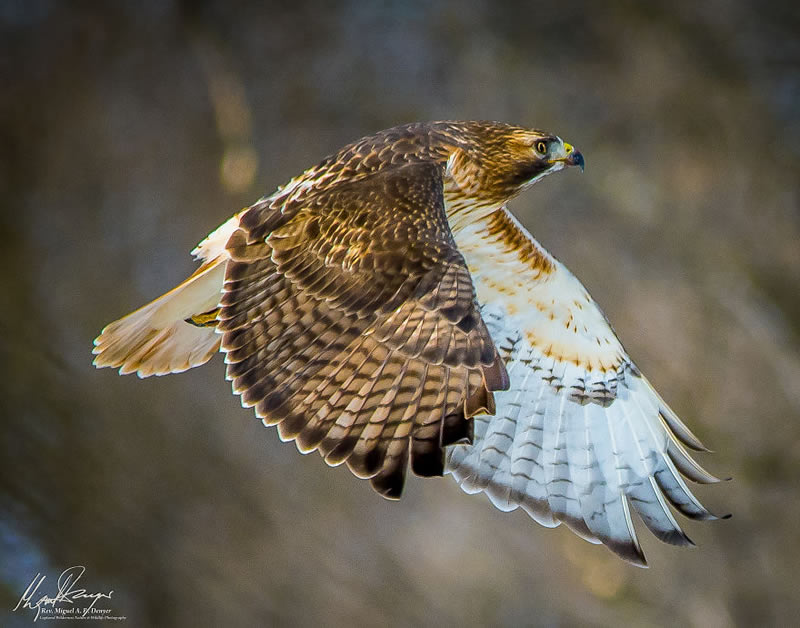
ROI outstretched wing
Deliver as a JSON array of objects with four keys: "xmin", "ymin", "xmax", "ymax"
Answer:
[
  {"xmin": 219, "ymin": 162, "xmax": 508, "ymax": 499},
  {"xmin": 447, "ymin": 207, "xmax": 724, "ymax": 566}
]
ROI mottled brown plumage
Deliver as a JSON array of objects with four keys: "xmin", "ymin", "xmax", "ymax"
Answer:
[
  {"xmin": 95, "ymin": 121, "xmax": 571, "ymax": 498},
  {"xmin": 484, "ymin": 207, "xmax": 554, "ymax": 277},
  {"xmin": 94, "ymin": 121, "xmax": 724, "ymax": 566},
  {"xmin": 205, "ymin": 121, "xmax": 574, "ymax": 497},
  {"xmin": 220, "ymin": 161, "xmax": 506, "ymax": 496}
]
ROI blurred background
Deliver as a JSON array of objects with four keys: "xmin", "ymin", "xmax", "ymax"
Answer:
[{"xmin": 1, "ymin": 1, "xmax": 798, "ymax": 626}]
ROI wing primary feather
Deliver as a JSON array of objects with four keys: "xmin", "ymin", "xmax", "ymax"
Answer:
[
  {"xmin": 601, "ymin": 393, "xmax": 647, "ymax": 565},
  {"xmin": 666, "ymin": 439, "xmax": 723, "ymax": 484}
]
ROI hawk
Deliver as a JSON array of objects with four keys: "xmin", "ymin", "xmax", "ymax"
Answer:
[{"xmin": 93, "ymin": 121, "xmax": 725, "ymax": 566}]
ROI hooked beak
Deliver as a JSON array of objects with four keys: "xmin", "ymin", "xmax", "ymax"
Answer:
[
  {"xmin": 566, "ymin": 149, "xmax": 584, "ymax": 172},
  {"xmin": 551, "ymin": 142, "xmax": 585, "ymax": 172}
]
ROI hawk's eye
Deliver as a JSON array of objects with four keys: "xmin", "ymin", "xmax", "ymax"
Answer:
[{"xmin": 535, "ymin": 141, "xmax": 548, "ymax": 156}]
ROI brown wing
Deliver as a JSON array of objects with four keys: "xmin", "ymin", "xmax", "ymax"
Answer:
[{"xmin": 218, "ymin": 162, "xmax": 508, "ymax": 498}]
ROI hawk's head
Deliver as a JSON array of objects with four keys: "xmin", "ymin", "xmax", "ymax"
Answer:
[
  {"xmin": 443, "ymin": 121, "xmax": 584, "ymax": 209},
  {"xmin": 286, "ymin": 121, "xmax": 584, "ymax": 228}
]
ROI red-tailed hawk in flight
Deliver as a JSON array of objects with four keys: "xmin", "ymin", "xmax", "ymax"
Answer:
[{"xmin": 93, "ymin": 121, "xmax": 725, "ymax": 566}]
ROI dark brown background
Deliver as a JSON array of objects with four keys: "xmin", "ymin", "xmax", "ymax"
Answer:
[{"xmin": 2, "ymin": 1, "xmax": 799, "ymax": 626}]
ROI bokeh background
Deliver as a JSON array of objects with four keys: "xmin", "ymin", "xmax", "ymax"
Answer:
[{"xmin": 1, "ymin": 1, "xmax": 799, "ymax": 626}]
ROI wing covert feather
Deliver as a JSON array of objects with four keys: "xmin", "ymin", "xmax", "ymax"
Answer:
[{"xmin": 220, "ymin": 162, "xmax": 508, "ymax": 498}]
